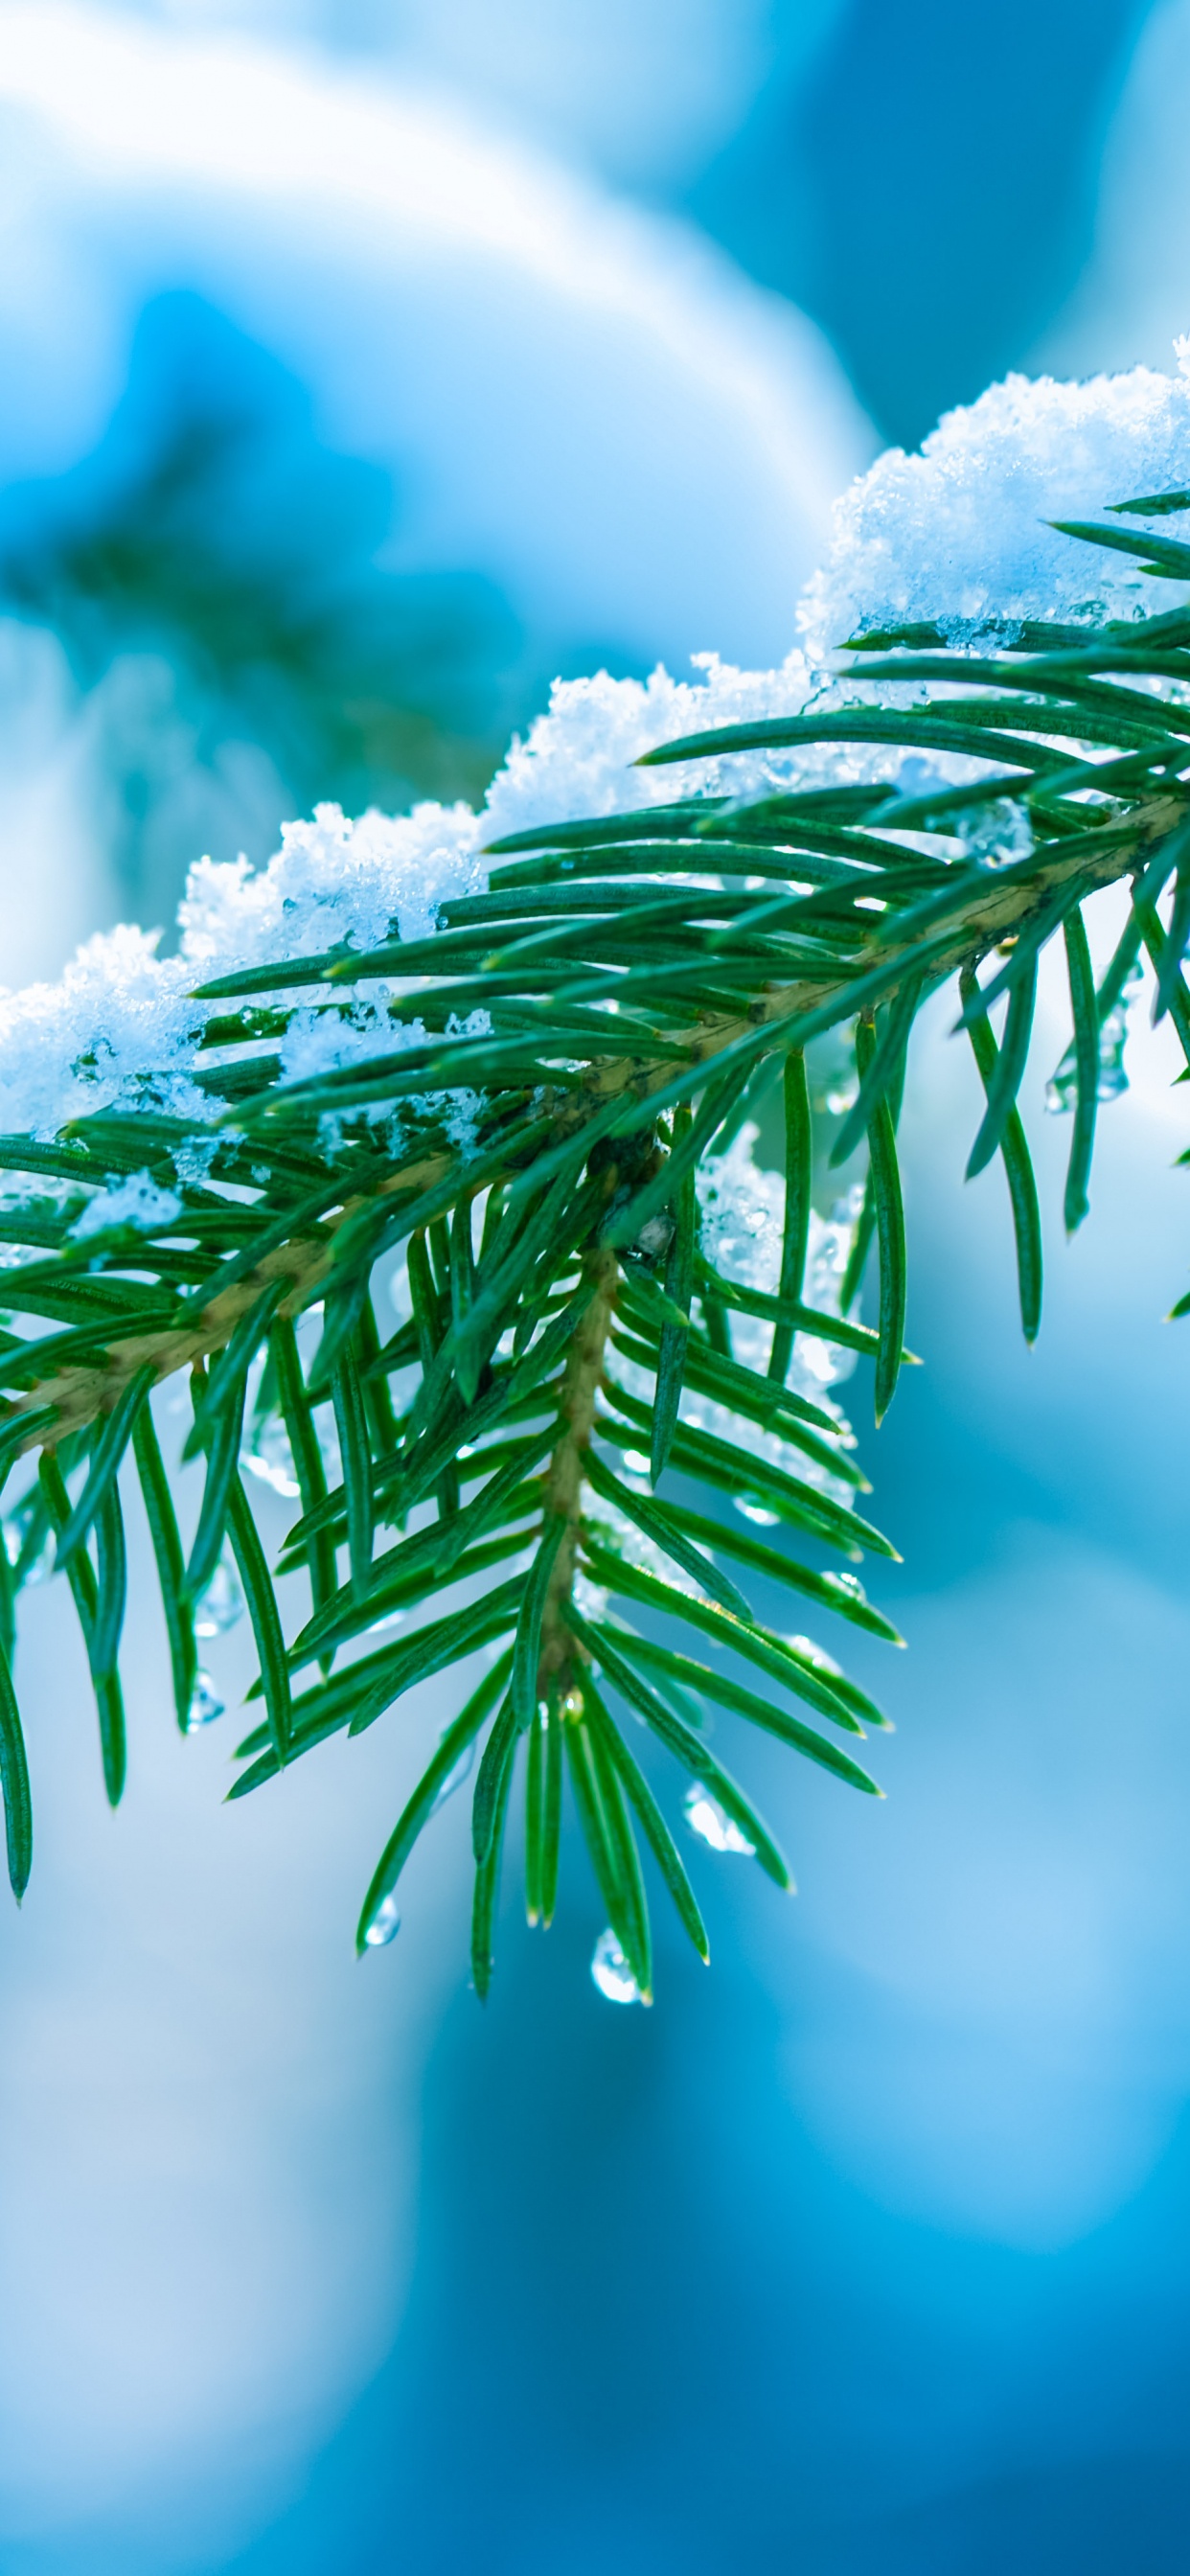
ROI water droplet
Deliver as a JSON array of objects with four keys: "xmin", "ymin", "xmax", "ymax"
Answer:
[
  {"xmin": 1044, "ymin": 1060, "xmax": 1078, "ymax": 1115},
  {"xmin": 683, "ymin": 1782, "xmax": 755, "ymax": 1855},
  {"xmin": 734, "ymin": 1495, "xmax": 780, "ymax": 1527},
  {"xmin": 194, "ymin": 1556, "xmax": 244, "ymax": 1638},
  {"xmin": 1047, "ymin": 961, "xmax": 1144, "ymax": 1112},
  {"xmin": 786, "ymin": 1632, "xmax": 842, "ymax": 1676},
  {"xmin": 590, "ymin": 1929, "xmax": 643, "ymax": 2004},
  {"xmin": 185, "ymin": 1671, "xmax": 224, "ymax": 1733},
  {"xmin": 1095, "ymin": 1004, "xmax": 1133, "ymax": 1101},
  {"xmin": 241, "ymin": 1419, "xmax": 300, "ymax": 1499},
  {"xmin": 363, "ymin": 1892, "xmax": 401, "ymax": 1947},
  {"xmin": 827, "ymin": 1570, "xmax": 865, "ymax": 1602},
  {"xmin": 430, "ymin": 1741, "xmax": 475, "ymax": 1811},
  {"xmin": 5, "ymin": 1511, "xmax": 51, "ymax": 1584}
]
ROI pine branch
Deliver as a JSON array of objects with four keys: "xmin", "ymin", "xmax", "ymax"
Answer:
[{"xmin": 0, "ymin": 509, "xmax": 1187, "ymax": 2001}]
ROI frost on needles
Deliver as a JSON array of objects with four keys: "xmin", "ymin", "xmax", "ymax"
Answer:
[{"xmin": 0, "ymin": 354, "xmax": 1189, "ymax": 2005}]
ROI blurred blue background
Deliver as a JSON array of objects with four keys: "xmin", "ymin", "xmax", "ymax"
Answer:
[{"xmin": 3, "ymin": 3, "xmax": 1190, "ymax": 2570}]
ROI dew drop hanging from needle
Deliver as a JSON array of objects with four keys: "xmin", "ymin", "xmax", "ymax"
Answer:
[
  {"xmin": 683, "ymin": 1782, "xmax": 755, "ymax": 1855},
  {"xmin": 241, "ymin": 1417, "xmax": 301, "ymax": 1500},
  {"xmin": 590, "ymin": 1929, "xmax": 644, "ymax": 2005},
  {"xmin": 194, "ymin": 1554, "xmax": 244, "ymax": 1638},
  {"xmin": 186, "ymin": 1672, "xmax": 224, "ymax": 1733},
  {"xmin": 363, "ymin": 1894, "xmax": 401, "ymax": 1949}
]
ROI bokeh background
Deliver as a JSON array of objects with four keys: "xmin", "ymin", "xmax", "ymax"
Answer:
[{"xmin": 2, "ymin": 3, "xmax": 1190, "ymax": 2569}]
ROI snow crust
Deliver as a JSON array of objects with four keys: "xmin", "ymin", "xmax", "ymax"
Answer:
[
  {"xmin": 802, "ymin": 351, "xmax": 1190, "ymax": 656},
  {"xmin": 1, "ymin": 354, "xmax": 1186, "ymax": 1162}
]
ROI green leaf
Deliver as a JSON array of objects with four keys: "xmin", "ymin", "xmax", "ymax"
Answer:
[
  {"xmin": 0, "ymin": 1634, "xmax": 32, "ymax": 1901},
  {"xmin": 767, "ymin": 1048, "xmax": 812, "ymax": 1386},
  {"xmin": 692, "ymin": 1256, "xmax": 905, "ymax": 1364},
  {"xmin": 580, "ymin": 1539, "xmax": 875, "ymax": 1734},
  {"xmin": 270, "ymin": 1316, "xmax": 336, "ymax": 1645},
  {"xmin": 1048, "ymin": 518, "xmax": 1190, "ymax": 579},
  {"xmin": 0, "ymin": 1406, "xmax": 57, "ymax": 1478},
  {"xmin": 651, "ymin": 1104, "xmax": 695, "ymax": 1483},
  {"xmin": 470, "ymin": 1704, "xmax": 516, "ymax": 2001},
  {"xmin": 961, "ymin": 967, "xmax": 1043, "ymax": 1343},
  {"xmin": 132, "ymin": 1403, "xmax": 197, "ymax": 1734},
  {"xmin": 512, "ymin": 1513, "xmax": 568, "ymax": 1729},
  {"xmin": 38, "ymin": 1451, "xmax": 126, "ymax": 1806},
  {"xmin": 840, "ymin": 1176, "xmax": 877, "ymax": 1318},
  {"xmin": 966, "ymin": 946, "xmax": 1039, "ymax": 1181},
  {"xmin": 541, "ymin": 1690, "xmax": 563, "ymax": 1928},
  {"xmin": 628, "ymin": 1496, "xmax": 903, "ymax": 1642},
  {"xmin": 830, "ymin": 977, "xmax": 920, "ymax": 1172},
  {"xmin": 1107, "ymin": 489, "xmax": 1190, "ymax": 518},
  {"xmin": 587, "ymin": 1709, "xmax": 653, "ymax": 1998},
  {"xmin": 584, "ymin": 1452, "xmax": 753, "ymax": 1622},
  {"xmin": 184, "ymin": 1368, "xmax": 248, "ymax": 1603},
  {"xmin": 635, "ymin": 705, "xmax": 1064, "ymax": 772},
  {"xmin": 332, "ymin": 1347, "xmax": 374, "ymax": 1599},
  {"xmin": 610, "ymin": 1321, "xmax": 858, "ymax": 1479},
  {"xmin": 565, "ymin": 1606, "xmax": 791, "ymax": 1891},
  {"xmin": 524, "ymin": 1697, "xmax": 546, "ymax": 1926},
  {"xmin": 586, "ymin": 1623, "xmax": 883, "ymax": 1793},
  {"xmin": 91, "ymin": 1484, "xmax": 127, "ymax": 1684},
  {"xmin": 1137, "ymin": 903, "xmax": 1190, "ymax": 1070},
  {"xmin": 54, "ymin": 1363, "xmax": 155, "ymax": 1570},
  {"xmin": 0, "ymin": 1502, "xmax": 14, "ymax": 1671},
  {"xmin": 233, "ymin": 1578, "xmax": 526, "ymax": 1792},
  {"xmin": 471, "ymin": 1690, "xmax": 520, "ymax": 1865},
  {"xmin": 184, "ymin": 1280, "xmax": 285, "ymax": 1457},
  {"xmin": 226, "ymin": 1476, "xmax": 291, "ymax": 1769},
  {"xmin": 356, "ymin": 1645, "xmax": 514, "ymax": 1952},
  {"xmin": 309, "ymin": 1269, "xmax": 373, "ymax": 1395},
  {"xmin": 95, "ymin": 1675, "xmax": 126, "ymax": 1811},
  {"xmin": 1061, "ymin": 905, "xmax": 1098, "ymax": 1234},
  {"xmin": 584, "ymin": 1677, "xmax": 709, "ymax": 1964},
  {"xmin": 564, "ymin": 1704, "xmax": 652, "ymax": 1999},
  {"xmin": 854, "ymin": 1014, "xmax": 907, "ymax": 1424},
  {"xmin": 598, "ymin": 1380, "xmax": 896, "ymax": 1558},
  {"xmin": 1155, "ymin": 854, "xmax": 1190, "ymax": 1026},
  {"xmin": 294, "ymin": 1530, "xmax": 533, "ymax": 1674}
]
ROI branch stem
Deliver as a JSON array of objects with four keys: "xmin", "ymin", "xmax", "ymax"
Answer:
[
  {"xmin": 1, "ymin": 791, "xmax": 1172, "ymax": 1462},
  {"xmin": 537, "ymin": 1245, "xmax": 619, "ymax": 1699}
]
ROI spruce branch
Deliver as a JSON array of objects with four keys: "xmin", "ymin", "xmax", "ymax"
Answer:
[{"xmin": 0, "ymin": 506, "xmax": 1186, "ymax": 1996}]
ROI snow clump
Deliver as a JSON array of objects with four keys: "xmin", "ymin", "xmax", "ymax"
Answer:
[
  {"xmin": 71, "ymin": 1169, "xmax": 183, "ymax": 1241},
  {"xmin": 801, "ymin": 351, "xmax": 1190, "ymax": 657}
]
